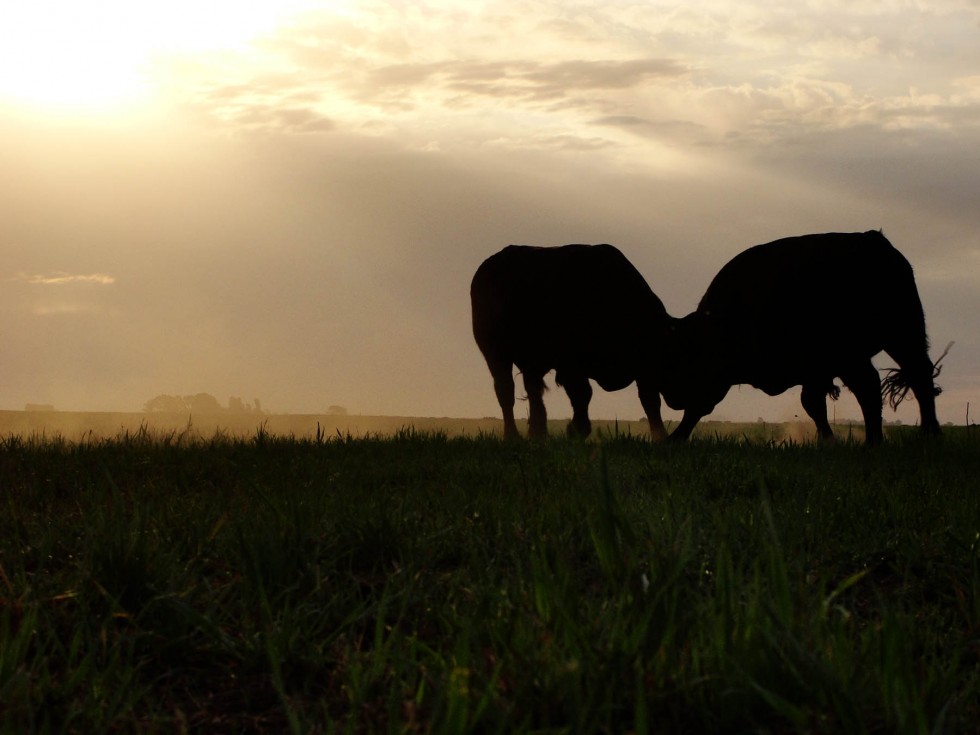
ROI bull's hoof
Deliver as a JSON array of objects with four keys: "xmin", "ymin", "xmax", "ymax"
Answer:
[
  {"xmin": 502, "ymin": 422, "xmax": 521, "ymax": 440},
  {"xmin": 528, "ymin": 424, "xmax": 549, "ymax": 440},
  {"xmin": 566, "ymin": 420, "xmax": 592, "ymax": 438}
]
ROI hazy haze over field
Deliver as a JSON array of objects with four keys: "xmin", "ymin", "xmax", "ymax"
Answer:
[{"xmin": 2, "ymin": 0, "xmax": 979, "ymax": 424}]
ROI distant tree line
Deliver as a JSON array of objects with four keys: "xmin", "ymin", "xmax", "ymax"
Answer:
[{"xmin": 143, "ymin": 393, "xmax": 265, "ymax": 414}]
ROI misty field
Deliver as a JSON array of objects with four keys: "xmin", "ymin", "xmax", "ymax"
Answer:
[
  {"xmin": 0, "ymin": 409, "xmax": 790, "ymax": 443},
  {"xmin": 1, "ymin": 426, "xmax": 979, "ymax": 733}
]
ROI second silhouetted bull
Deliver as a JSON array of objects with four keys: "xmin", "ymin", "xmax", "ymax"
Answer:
[
  {"xmin": 471, "ymin": 244, "xmax": 670, "ymax": 439},
  {"xmin": 660, "ymin": 230, "xmax": 941, "ymax": 444}
]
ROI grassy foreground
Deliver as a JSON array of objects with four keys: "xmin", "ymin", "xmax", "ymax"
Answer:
[{"xmin": 1, "ymin": 427, "xmax": 978, "ymax": 733}]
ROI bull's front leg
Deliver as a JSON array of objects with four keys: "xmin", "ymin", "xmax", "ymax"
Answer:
[{"xmin": 561, "ymin": 375, "xmax": 593, "ymax": 438}]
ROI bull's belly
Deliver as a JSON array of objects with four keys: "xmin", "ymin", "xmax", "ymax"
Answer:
[
  {"xmin": 730, "ymin": 341, "xmax": 882, "ymax": 397},
  {"xmin": 733, "ymin": 358, "xmax": 821, "ymax": 396},
  {"xmin": 592, "ymin": 373, "xmax": 636, "ymax": 392},
  {"xmin": 553, "ymin": 363, "xmax": 636, "ymax": 393},
  {"xmin": 748, "ymin": 377, "xmax": 801, "ymax": 396},
  {"xmin": 741, "ymin": 364, "xmax": 838, "ymax": 396}
]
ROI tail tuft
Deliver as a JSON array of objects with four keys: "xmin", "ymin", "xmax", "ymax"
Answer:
[{"xmin": 881, "ymin": 341, "xmax": 951, "ymax": 411}]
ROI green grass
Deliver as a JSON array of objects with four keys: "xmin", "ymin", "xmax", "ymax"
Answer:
[{"xmin": 1, "ymin": 427, "xmax": 978, "ymax": 733}]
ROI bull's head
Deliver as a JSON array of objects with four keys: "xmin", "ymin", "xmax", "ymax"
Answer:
[{"xmin": 657, "ymin": 312, "xmax": 728, "ymax": 413}]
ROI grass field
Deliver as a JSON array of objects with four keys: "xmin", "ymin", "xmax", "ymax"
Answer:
[
  {"xmin": 0, "ymin": 409, "xmax": 809, "ymax": 442},
  {"xmin": 1, "ymin": 423, "xmax": 978, "ymax": 733}
]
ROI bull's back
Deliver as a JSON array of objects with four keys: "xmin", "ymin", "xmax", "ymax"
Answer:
[
  {"xmin": 470, "ymin": 244, "xmax": 665, "ymax": 372},
  {"xmin": 700, "ymin": 231, "xmax": 923, "ymax": 349}
]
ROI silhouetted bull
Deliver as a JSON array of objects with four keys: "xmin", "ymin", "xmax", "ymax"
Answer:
[
  {"xmin": 661, "ymin": 231, "xmax": 941, "ymax": 444},
  {"xmin": 471, "ymin": 244, "xmax": 670, "ymax": 439}
]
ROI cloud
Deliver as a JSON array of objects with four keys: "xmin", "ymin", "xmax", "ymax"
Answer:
[
  {"xmin": 591, "ymin": 114, "xmax": 706, "ymax": 142},
  {"xmin": 221, "ymin": 101, "xmax": 335, "ymax": 133},
  {"xmin": 447, "ymin": 58, "xmax": 688, "ymax": 98},
  {"xmin": 801, "ymin": 32, "xmax": 882, "ymax": 61},
  {"xmin": 192, "ymin": 55, "xmax": 688, "ymax": 127},
  {"xmin": 169, "ymin": 0, "xmax": 979, "ymax": 159},
  {"xmin": 32, "ymin": 303, "xmax": 107, "ymax": 316},
  {"xmin": 15, "ymin": 272, "xmax": 116, "ymax": 286}
]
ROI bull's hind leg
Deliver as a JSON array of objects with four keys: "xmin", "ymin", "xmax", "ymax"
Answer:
[
  {"xmin": 523, "ymin": 371, "xmax": 549, "ymax": 439},
  {"xmin": 560, "ymin": 375, "xmax": 593, "ymax": 438},
  {"xmin": 801, "ymin": 381, "xmax": 834, "ymax": 442},
  {"xmin": 840, "ymin": 360, "xmax": 884, "ymax": 445},
  {"xmin": 667, "ymin": 408, "xmax": 707, "ymax": 442},
  {"xmin": 636, "ymin": 379, "xmax": 667, "ymax": 441},
  {"xmin": 487, "ymin": 358, "xmax": 519, "ymax": 439}
]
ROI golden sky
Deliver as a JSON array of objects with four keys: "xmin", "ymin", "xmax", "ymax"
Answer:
[{"xmin": 1, "ymin": 0, "xmax": 978, "ymax": 424}]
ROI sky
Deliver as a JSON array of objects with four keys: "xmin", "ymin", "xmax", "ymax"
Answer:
[{"xmin": 1, "ymin": 0, "xmax": 978, "ymax": 427}]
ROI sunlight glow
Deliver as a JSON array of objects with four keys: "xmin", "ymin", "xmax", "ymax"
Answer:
[{"xmin": 0, "ymin": 1, "xmax": 330, "ymax": 113}]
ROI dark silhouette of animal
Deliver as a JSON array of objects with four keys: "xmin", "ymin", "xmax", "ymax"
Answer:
[
  {"xmin": 471, "ymin": 244, "xmax": 670, "ymax": 439},
  {"xmin": 660, "ymin": 230, "xmax": 941, "ymax": 444}
]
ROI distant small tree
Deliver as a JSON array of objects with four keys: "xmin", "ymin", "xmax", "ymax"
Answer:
[
  {"xmin": 145, "ymin": 393, "xmax": 264, "ymax": 413},
  {"xmin": 327, "ymin": 405, "xmax": 348, "ymax": 416},
  {"xmin": 144, "ymin": 394, "xmax": 188, "ymax": 412},
  {"xmin": 184, "ymin": 393, "xmax": 223, "ymax": 413}
]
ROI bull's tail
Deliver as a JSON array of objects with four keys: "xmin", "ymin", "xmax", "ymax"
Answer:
[{"xmin": 881, "ymin": 341, "xmax": 951, "ymax": 411}]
